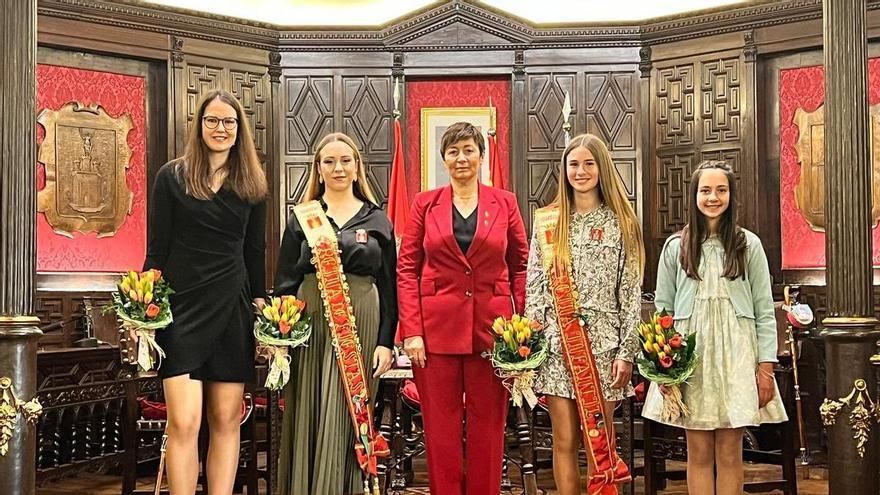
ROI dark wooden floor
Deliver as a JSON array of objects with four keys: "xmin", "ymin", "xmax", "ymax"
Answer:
[{"xmin": 36, "ymin": 460, "xmax": 829, "ymax": 494}]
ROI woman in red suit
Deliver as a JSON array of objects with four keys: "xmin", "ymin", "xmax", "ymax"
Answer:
[{"xmin": 398, "ymin": 121, "xmax": 529, "ymax": 495}]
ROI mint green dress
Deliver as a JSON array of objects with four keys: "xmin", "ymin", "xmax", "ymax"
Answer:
[{"xmin": 642, "ymin": 237, "xmax": 788, "ymax": 429}]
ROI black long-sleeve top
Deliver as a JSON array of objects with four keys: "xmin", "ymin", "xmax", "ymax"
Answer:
[{"xmin": 274, "ymin": 200, "xmax": 398, "ymax": 349}]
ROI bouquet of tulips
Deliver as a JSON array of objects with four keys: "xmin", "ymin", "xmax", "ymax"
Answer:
[
  {"xmin": 636, "ymin": 310, "xmax": 698, "ymax": 422},
  {"xmin": 486, "ymin": 314, "xmax": 547, "ymax": 407},
  {"xmin": 253, "ymin": 295, "xmax": 311, "ymax": 390},
  {"xmin": 104, "ymin": 269, "xmax": 174, "ymax": 372}
]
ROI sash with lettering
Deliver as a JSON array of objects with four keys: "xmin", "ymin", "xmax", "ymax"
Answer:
[
  {"xmin": 534, "ymin": 204, "xmax": 631, "ymax": 495},
  {"xmin": 293, "ymin": 201, "xmax": 389, "ymax": 495}
]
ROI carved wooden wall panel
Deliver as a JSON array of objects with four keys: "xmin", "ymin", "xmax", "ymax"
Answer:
[
  {"xmin": 281, "ymin": 73, "xmax": 394, "ymax": 211},
  {"xmin": 656, "ymin": 65, "xmax": 696, "ymax": 148},
  {"xmin": 648, "ymin": 54, "xmax": 750, "ymax": 287},
  {"xmin": 35, "ymin": 292, "xmax": 114, "ymax": 348},
  {"xmin": 700, "ymin": 58, "xmax": 741, "ymax": 144},
  {"xmin": 181, "ymin": 60, "xmax": 270, "ymax": 155},
  {"xmin": 527, "ymin": 73, "xmax": 577, "ymax": 153},
  {"xmin": 342, "ymin": 75, "xmax": 393, "ymax": 205},
  {"xmin": 230, "ymin": 69, "xmax": 269, "ymax": 153},
  {"xmin": 525, "ymin": 69, "xmax": 640, "ymax": 228},
  {"xmin": 285, "ymin": 76, "xmax": 334, "ymax": 156}
]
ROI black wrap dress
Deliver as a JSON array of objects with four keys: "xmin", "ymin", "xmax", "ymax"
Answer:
[{"xmin": 144, "ymin": 160, "xmax": 266, "ymax": 382}]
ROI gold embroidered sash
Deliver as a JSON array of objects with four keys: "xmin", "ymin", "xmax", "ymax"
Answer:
[
  {"xmin": 535, "ymin": 204, "xmax": 631, "ymax": 495},
  {"xmin": 293, "ymin": 201, "xmax": 389, "ymax": 494}
]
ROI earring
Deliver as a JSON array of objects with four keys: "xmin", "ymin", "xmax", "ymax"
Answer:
[{"xmin": 318, "ymin": 176, "xmax": 323, "ymax": 184}]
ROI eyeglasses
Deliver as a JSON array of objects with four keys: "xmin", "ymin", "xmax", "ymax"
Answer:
[{"xmin": 202, "ymin": 116, "xmax": 239, "ymax": 130}]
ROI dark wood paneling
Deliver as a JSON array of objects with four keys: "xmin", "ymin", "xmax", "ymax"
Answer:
[
  {"xmin": 645, "ymin": 49, "xmax": 752, "ymax": 289},
  {"xmin": 523, "ymin": 67, "xmax": 640, "ymax": 232},
  {"xmin": 280, "ymin": 71, "xmax": 395, "ymax": 218}
]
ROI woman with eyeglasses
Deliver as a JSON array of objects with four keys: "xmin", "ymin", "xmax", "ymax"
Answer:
[{"xmin": 142, "ymin": 89, "xmax": 268, "ymax": 495}]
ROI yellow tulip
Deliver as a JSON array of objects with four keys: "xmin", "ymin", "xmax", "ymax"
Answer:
[
  {"xmin": 664, "ymin": 344, "xmax": 672, "ymax": 354},
  {"xmin": 144, "ymin": 292, "xmax": 153, "ymax": 304},
  {"xmin": 653, "ymin": 342, "xmax": 661, "ymax": 354},
  {"xmin": 643, "ymin": 342, "xmax": 652, "ymax": 353},
  {"xmin": 262, "ymin": 306, "xmax": 273, "ymax": 320},
  {"xmin": 656, "ymin": 333, "xmax": 666, "ymax": 346},
  {"xmin": 645, "ymin": 333, "xmax": 654, "ymax": 344},
  {"xmin": 658, "ymin": 351, "xmax": 666, "ymax": 360}
]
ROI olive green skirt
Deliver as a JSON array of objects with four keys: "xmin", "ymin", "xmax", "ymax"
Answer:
[{"xmin": 277, "ymin": 273, "xmax": 381, "ymax": 495}]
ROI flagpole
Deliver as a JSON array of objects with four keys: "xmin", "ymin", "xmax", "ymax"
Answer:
[
  {"xmin": 562, "ymin": 91, "xmax": 572, "ymax": 146},
  {"xmin": 488, "ymin": 96, "xmax": 496, "ymax": 187}
]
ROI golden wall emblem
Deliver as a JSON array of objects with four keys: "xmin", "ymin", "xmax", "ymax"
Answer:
[
  {"xmin": 37, "ymin": 102, "xmax": 134, "ymax": 237},
  {"xmin": 793, "ymin": 105, "xmax": 880, "ymax": 232}
]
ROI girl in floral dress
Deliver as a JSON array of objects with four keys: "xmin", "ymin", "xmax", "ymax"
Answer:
[{"xmin": 525, "ymin": 133, "xmax": 644, "ymax": 494}]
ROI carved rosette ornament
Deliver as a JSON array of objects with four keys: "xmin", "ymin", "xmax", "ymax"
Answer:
[
  {"xmin": 793, "ymin": 104, "xmax": 880, "ymax": 231},
  {"xmin": 37, "ymin": 102, "xmax": 134, "ymax": 238},
  {"xmin": 820, "ymin": 378, "xmax": 880, "ymax": 458},
  {"xmin": 0, "ymin": 376, "xmax": 42, "ymax": 457}
]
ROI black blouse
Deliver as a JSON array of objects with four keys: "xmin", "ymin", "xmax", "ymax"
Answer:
[
  {"xmin": 274, "ymin": 200, "xmax": 398, "ymax": 349},
  {"xmin": 453, "ymin": 207, "xmax": 477, "ymax": 255}
]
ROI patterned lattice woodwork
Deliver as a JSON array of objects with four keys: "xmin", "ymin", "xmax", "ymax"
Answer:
[
  {"xmin": 525, "ymin": 70, "xmax": 640, "ymax": 227},
  {"xmin": 648, "ymin": 54, "xmax": 749, "ymax": 288},
  {"xmin": 182, "ymin": 62, "xmax": 270, "ymax": 155},
  {"xmin": 282, "ymin": 73, "xmax": 395, "ymax": 209}
]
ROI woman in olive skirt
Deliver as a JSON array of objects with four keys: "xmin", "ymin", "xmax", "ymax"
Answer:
[{"xmin": 274, "ymin": 132, "xmax": 397, "ymax": 495}]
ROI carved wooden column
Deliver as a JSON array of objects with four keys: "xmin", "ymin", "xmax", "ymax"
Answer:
[
  {"xmin": 638, "ymin": 46, "xmax": 655, "ymax": 290},
  {"xmin": 821, "ymin": 0, "xmax": 880, "ymax": 493},
  {"xmin": 510, "ymin": 49, "xmax": 528, "ymax": 219},
  {"xmin": 265, "ymin": 49, "xmax": 283, "ymax": 495},
  {"xmin": 0, "ymin": 1, "xmax": 43, "ymax": 495}
]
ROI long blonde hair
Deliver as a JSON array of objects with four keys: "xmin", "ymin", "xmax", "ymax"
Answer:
[
  {"xmin": 551, "ymin": 133, "xmax": 645, "ymax": 279},
  {"xmin": 181, "ymin": 89, "xmax": 267, "ymax": 202},
  {"xmin": 301, "ymin": 132, "xmax": 378, "ymax": 205}
]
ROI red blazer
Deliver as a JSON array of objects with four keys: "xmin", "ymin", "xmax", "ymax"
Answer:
[{"xmin": 397, "ymin": 184, "xmax": 529, "ymax": 354}]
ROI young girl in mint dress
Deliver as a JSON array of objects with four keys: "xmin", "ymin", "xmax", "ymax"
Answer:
[{"xmin": 642, "ymin": 160, "xmax": 787, "ymax": 495}]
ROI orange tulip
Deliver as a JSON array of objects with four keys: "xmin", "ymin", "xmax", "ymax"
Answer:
[{"xmin": 518, "ymin": 346, "xmax": 531, "ymax": 358}]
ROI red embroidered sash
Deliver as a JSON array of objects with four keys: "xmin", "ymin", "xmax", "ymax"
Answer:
[
  {"xmin": 294, "ymin": 201, "xmax": 389, "ymax": 493},
  {"xmin": 535, "ymin": 205, "xmax": 631, "ymax": 495}
]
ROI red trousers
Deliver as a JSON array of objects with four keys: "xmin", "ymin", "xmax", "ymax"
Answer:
[{"xmin": 413, "ymin": 353, "xmax": 509, "ymax": 495}]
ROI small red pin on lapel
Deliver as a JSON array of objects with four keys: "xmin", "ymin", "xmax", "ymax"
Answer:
[
  {"xmin": 355, "ymin": 229, "xmax": 368, "ymax": 244},
  {"xmin": 590, "ymin": 227, "xmax": 604, "ymax": 241}
]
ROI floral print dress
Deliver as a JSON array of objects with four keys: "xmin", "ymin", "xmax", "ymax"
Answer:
[{"xmin": 525, "ymin": 205, "xmax": 642, "ymax": 401}]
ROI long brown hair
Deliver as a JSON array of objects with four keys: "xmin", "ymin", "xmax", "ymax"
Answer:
[
  {"xmin": 551, "ymin": 133, "xmax": 645, "ymax": 278},
  {"xmin": 679, "ymin": 160, "xmax": 746, "ymax": 280},
  {"xmin": 181, "ymin": 89, "xmax": 267, "ymax": 202},
  {"xmin": 301, "ymin": 132, "xmax": 378, "ymax": 205}
]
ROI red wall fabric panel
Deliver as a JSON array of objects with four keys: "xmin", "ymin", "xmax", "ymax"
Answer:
[
  {"xmin": 779, "ymin": 59, "xmax": 880, "ymax": 269},
  {"xmin": 405, "ymin": 78, "xmax": 511, "ymax": 201},
  {"xmin": 36, "ymin": 64, "xmax": 147, "ymax": 272}
]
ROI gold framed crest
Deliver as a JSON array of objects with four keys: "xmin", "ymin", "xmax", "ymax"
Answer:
[
  {"xmin": 37, "ymin": 102, "xmax": 134, "ymax": 238},
  {"xmin": 793, "ymin": 104, "xmax": 880, "ymax": 232}
]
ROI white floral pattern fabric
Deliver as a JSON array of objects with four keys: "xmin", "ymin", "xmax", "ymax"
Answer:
[
  {"xmin": 642, "ymin": 237, "xmax": 788, "ymax": 429},
  {"xmin": 525, "ymin": 205, "xmax": 642, "ymax": 401}
]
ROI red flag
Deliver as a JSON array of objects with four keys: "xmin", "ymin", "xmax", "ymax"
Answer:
[
  {"xmin": 388, "ymin": 119, "xmax": 409, "ymax": 346},
  {"xmin": 488, "ymin": 133, "xmax": 507, "ymax": 190},
  {"xmin": 387, "ymin": 118, "xmax": 409, "ymax": 247}
]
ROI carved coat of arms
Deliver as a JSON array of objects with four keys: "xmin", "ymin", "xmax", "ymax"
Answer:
[
  {"xmin": 793, "ymin": 105, "xmax": 880, "ymax": 231},
  {"xmin": 37, "ymin": 102, "xmax": 134, "ymax": 237}
]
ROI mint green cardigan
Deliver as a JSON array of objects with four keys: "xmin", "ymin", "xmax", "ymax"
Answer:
[{"xmin": 654, "ymin": 229, "xmax": 778, "ymax": 363}]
